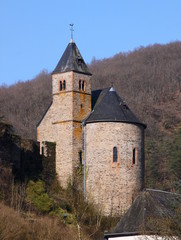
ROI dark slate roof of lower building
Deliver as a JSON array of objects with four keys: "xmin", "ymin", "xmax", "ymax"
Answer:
[
  {"xmin": 52, "ymin": 41, "xmax": 92, "ymax": 75},
  {"xmin": 112, "ymin": 189, "xmax": 181, "ymax": 234},
  {"xmin": 84, "ymin": 87, "xmax": 146, "ymax": 128}
]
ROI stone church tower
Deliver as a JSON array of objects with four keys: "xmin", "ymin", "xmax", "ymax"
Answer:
[
  {"xmin": 37, "ymin": 39, "xmax": 92, "ymax": 187},
  {"xmin": 37, "ymin": 38, "xmax": 146, "ymax": 216}
]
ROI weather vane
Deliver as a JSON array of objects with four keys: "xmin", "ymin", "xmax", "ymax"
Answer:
[{"xmin": 69, "ymin": 23, "xmax": 74, "ymax": 40}]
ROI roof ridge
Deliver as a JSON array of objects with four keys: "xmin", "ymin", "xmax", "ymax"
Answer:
[{"xmin": 145, "ymin": 188, "xmax": 181, "ymax": 196}]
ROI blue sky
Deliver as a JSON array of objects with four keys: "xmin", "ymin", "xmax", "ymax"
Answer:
[{"xmin": 1, "ymin": 0, "xmax": 181, "ymax": 86}]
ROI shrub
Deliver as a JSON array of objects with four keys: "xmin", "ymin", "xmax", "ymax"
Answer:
[{"xmin": 26, "ymin": 180, "xmax": 53, "ymax": 213}]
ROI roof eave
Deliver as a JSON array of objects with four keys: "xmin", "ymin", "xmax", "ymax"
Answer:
[
  {"xmin": 84, "ymin": 119, "xmax": 147, "ymax": 128},
  {"xmin": 104, "ymin": 232, "xmax": 140, "ymax": 239},
  {"xmin": 51, "ymin": 69, "xmax": 92, "ymax": 76}
]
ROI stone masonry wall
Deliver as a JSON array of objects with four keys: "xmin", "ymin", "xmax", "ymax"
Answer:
[
  {"xmin": 38, "ymin": 112, "xmax": 73, "ymax": 187},
  {"xmin": 52, "ymin": 71, "xmax": 91, "ymax": 95},
  {"xmin": 38, "ymin": 71, "xmax": 91, "ymax": 188},
  {"xmin": 72, "ymin": 72, "xmax": 91, "ymax": 170},
  {"xmin": 85, "ymin": 122, "xmax": 144, "ymax": 216}
]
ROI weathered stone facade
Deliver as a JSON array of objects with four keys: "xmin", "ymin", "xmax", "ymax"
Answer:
[
  {"xmin": 84, "ymin": 122, "xmax": 144, "ymax": 216},
  {"xmin": 37, "ymin": 71, "xmax": 91, "ymax": 187}
]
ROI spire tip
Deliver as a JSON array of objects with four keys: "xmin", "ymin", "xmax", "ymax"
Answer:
[{"xmin": 69, "ymin": 23, "xmax": 74, "ymax": 42}]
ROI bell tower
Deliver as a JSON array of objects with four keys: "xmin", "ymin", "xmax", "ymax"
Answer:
[{"xmin": 37, "ymin": 38, "xmax": 92, "ymax": 187}]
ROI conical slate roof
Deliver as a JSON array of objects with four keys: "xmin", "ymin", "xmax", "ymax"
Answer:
[
  {"xmin": 84, "ymin": 87, "xmax": 146, "ymax": 128},
  {"xmin": 52, "ymin": 41, "xmax": 92, "ymax": 75}
]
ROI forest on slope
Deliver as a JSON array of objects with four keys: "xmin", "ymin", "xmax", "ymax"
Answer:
[{"xmin": 0, "ymin": 41, "xmax": 181, "ymax": 191}]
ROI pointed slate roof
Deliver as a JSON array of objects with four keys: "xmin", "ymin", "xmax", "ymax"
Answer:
[
  {"xmin": 84, "ymin": 87, "xmax": 146, "ymax": 128},
  {"xmin": 52, "ymin": 40, "xmax": 92, "ymax": 75},
  {"xmin": 113, "ymin": 189, "xmax": 181, "ymax": 234}
]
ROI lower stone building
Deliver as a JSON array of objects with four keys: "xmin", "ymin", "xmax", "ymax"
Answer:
[
  {"xmin": 104, "ymin": 189, "xmax": 181, "ymax": 239},
  {"xmin": 37, "ymin": 38, "xmax": 146, "ymax": 216}
]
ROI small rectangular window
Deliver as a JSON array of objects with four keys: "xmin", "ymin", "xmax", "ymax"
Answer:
[
  {"xmin": 79, "ymin": 150, "xmax": 82, "ymax": 165},
  {"xmin": 41, "ymin": 146, "xmax": 44, "ymax": 156}
]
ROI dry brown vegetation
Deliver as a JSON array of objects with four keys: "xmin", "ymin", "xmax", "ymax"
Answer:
[
  {"xmin": 0, "ymin": 70, "xmax": 51, "ymax": 139},
  {"xmin": 0, "ymin": 201, "xmax": 87, "ymax": 240},
  {"xmin": 0, "ymin": 163, "xmax": 117, "ymax": 240}
]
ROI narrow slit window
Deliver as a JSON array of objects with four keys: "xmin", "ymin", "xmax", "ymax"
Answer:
[
  {"xmin": 63, "ymin": 80, "xmax": 66, "ymax": 90},
  {"xmin": 60, "ymin": 81, "xmax": 62, "ymax": 91},
  {"xmin": 113, "ymin": 147, "xmax": 118, "ymax": 162},
  {"xmin": 132, "ymin": 148, "xmax": 137, "ymax": 165},
  {"xmin": 79, "ymin": 150, "xmax": 82, "ymax": 165}
]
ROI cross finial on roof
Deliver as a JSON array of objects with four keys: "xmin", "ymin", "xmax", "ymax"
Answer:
[{"xmin": 69, "ymin": 23, "xmax": 74, "ymax": 42}]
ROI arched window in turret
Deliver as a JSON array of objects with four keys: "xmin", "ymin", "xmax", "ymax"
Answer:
[
  {"xmin": 60, "ymin": 81, "xmax": 62, "ymax": 91},
  {"xmin": 63, "ymin": 80, "xmax": 66, "ymax": 90},
  {"xmin": 132, "ymin": 148, "xmax": 137, "ymax": 165},
  {"xmin": 113, "ymin": 146, "xmax": 118, "ymax": 162}
]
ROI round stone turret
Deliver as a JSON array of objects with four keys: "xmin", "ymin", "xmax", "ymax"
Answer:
[{"xmin": 83, "ymin": 87, "xmax": 146, "ymax": 216}]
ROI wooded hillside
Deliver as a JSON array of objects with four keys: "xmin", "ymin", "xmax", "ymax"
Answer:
[{"xmin": 0, "ymin": 41, "xmax": 181, "ymax": 190}]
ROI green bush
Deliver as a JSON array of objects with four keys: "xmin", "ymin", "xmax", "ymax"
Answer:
[
  {"xmin": 26, "ymin": 180, "xmax": 53, "ymax": 213},
  {"xmin": 50, "ymin": 207, "xmax": 75, "ymax": 224}
]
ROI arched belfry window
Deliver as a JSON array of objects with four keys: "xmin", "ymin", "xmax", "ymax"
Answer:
[
  {"xmin": 79, "ymin": 80, "xmax": 81, "ymax": 90},
  {"xmin": 60, "ymin": 81, "xmax": 62, "ymax": 91},
  {"xmin": 113, "ymin": 147, "xmax": 118, "ymax": 162},
  {"xmin": 59, "ymin": 80, "xmax": 66, "ymax": 91},
  {"xmin": 63, "ymin": 80, "xmax": 66, "ymax": 90},
  {"xmin": 82, "ymin": 81, "xmax": 85, "ymax": 91},
  {"xmin": 79, "ymin": 80, "xmax": 86, "ymax": 91}
]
